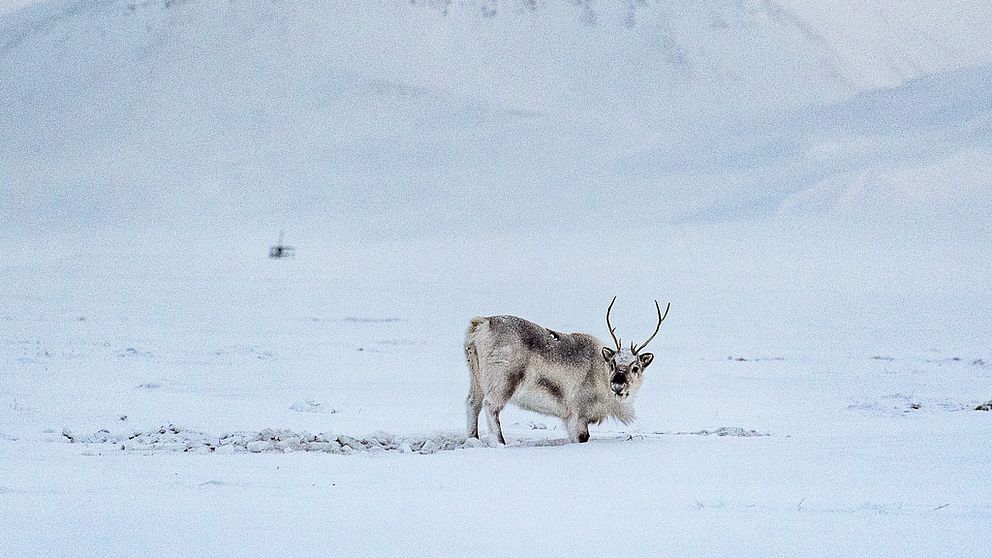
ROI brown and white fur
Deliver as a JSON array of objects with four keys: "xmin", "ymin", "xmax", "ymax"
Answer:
[{"xmin": 463, "ymin": 299, "xmax": 667, "ymax": 444}]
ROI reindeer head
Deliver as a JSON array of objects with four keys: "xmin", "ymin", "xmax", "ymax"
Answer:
[{"xmin": 601, "ymin": 297, "xmax": 670, "ymax": 399}]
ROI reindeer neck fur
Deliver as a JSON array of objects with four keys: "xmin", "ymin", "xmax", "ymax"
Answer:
[{"xmin": 582, "ymin": 356, "xmax": 636, "ymax": 425}]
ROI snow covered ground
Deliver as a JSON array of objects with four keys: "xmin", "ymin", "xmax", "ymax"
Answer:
[
  {"xmin": 3, "ymin": 221, "xmax": 990, "ymax": 556},
  {"xmin": 2, "ymin": 1, "xmax": 992, "ymax": 556}
]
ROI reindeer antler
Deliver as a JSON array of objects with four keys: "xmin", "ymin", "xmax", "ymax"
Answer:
[
  {"xmin": 632, "ymin": 300, "xmax": 670, "ymax": 354},
  {"xmin": 605, "ymin": 296, "xmax": 622, "ymax": 351}
]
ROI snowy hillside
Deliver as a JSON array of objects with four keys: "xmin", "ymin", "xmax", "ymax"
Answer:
[
  {"xmin": 1, "ymin": 1, "xmax": 991, "ymax": 557},
  {"xmin": 3, "ymin": 0, "xmax": 992, "ymax": 243},
  {"xmin": 2, "ymin": 0, "xmax": 839, "ymax": 240},
  {"xmin": 775, "ymin": 0, "xmax": 992, "ymax": 88}
]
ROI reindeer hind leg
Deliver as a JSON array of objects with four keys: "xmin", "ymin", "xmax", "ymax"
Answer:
[
  {"xmin": 485, "ymin": 402, "xmax": 507, "ymax": 445},
  {"xmin": 466, "ymin": 375, "xmax": 484, "ymax": 439},
  {"xmin": 464, "ymin": 332, "xmax": 485, "ymax": 439},
  {"xmin": 482, "ymin": 362, "xmax": 525, "ymax": 445}
]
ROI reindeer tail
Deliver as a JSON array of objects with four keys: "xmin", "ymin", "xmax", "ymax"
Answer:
[{"xmin": 464, "ymin": 317, "xmax": 487, "ymax": 377}]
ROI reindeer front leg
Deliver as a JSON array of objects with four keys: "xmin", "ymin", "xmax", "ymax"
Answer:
[{"xmin": 566, "ymin": 415, "xmax": 590, "ymax": 443}]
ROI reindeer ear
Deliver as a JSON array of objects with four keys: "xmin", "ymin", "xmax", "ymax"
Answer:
[
  {"xmin": 638, "ymin": 352, "xmax": 654, "ymax": 368},
  {"xmin": 602, "ymin": 347, "xmax": 615, "ymax": 362}
]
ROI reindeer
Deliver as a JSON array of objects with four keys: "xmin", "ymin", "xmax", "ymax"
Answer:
[{"xmin": 463, "ymin": 297, "xmax": 669, "ymax": 444}]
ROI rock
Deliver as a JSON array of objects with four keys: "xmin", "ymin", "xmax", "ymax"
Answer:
[
  {"xmin": 419, "ymin": 440, "xmax": 438, "ymax": 454},
  {"xmin": 246, "ymin": 440, "xmax": 272, "ymax": 453}
]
